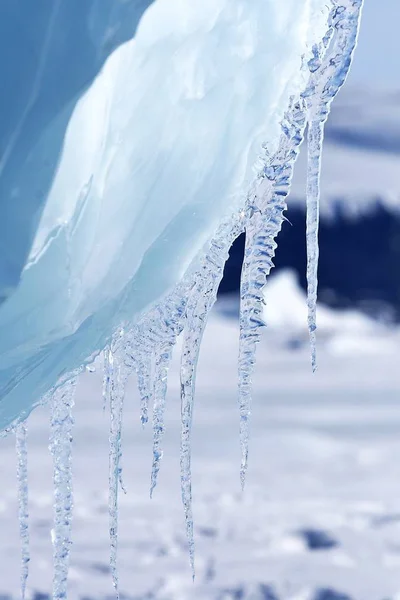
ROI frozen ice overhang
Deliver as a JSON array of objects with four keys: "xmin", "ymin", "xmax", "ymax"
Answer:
[{"xmin": 0, "ymin": 0, "xmax": 344, "ymax": 432}]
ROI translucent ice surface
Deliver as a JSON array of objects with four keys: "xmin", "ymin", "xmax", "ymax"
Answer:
[
  {"xmin": 0, "ymin": 0, "xmax": 331, "ymax": 430},
  {"xmin": 0, "ymin": 0, "xmax": 155, "ymax": 302}
]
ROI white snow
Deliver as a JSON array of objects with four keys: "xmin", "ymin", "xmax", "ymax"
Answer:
[
  {"xmin": 260, "ymin": 270, "xmax": 392, "ymax": 357},
  {"xmin": 0, "ymin": 307, "xmax": 400, "ymax": 599}
]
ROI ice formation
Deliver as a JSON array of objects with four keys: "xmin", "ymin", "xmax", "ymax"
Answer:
[
  {"xmin": 49, "ymin": 377, "xmax": 77, "ymax": 600},
  {"xmin": 107, "ymin": 344, "xmax": 127, "ymax": 597},
  {"xmin": 0, "ymin": 0, "xmax": 364, "ymax": 596},
  {"xmin": 15, "ymin": 421, "xmax": 29, "ymax": 599},
  {"xmin": 305, "ymin": 2, "xmax": 363, "ymax": 371}
]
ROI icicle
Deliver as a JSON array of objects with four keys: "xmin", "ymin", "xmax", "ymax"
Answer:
[
  {"xmin": 180, "ymin": 222, "xmax": 242, "ymax": 578},
  {"xmin": 148, "ymin": 291, "xmax": 188, "ymax": 497},
  {"xmin": 108, "ymin": 346, "xmax": 127, "ymax": 598},
  {"xmin": 180, "ymin": 336, "xmax": 196, "ymax": 579},
  {"xmin": 238, "ymin": 99, "xmax": 307, "ymax": 489},
  {"xmin": 16, "ymin": 421, "xmax": 29, "ymax": 600},
  {"xmin": 147, "ymin": 230, "xmax": 240, "ymax": 509},
  {"xmin": 305, "ymin": 0, "xmax": 364, "ymax": 369},
  {"xmin": 102, "ymin": 345, "xmax": 113, "ymax": 412},
  {"xmin": 49, "ymin": 377, "xmax": 77, "ymax": 600},
  {"xmin": 150, "ymin": 344, "xmax": 173, "ymax": 498},
  {"xmin": 306, "ymin": 119, "xmax": 323, "ymax": 372},
  {"xmin": 180, "ymin": 300, "xmax": 204, "ymax": 580}
]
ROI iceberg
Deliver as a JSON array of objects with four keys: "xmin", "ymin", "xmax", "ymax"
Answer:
[
  {"xmin": 0, "ymin": 0, "xmax": 364, "ymax": 596},
  {"xmin": 0, "ymin": 0, "xmax": 334, "ymax": 431}
]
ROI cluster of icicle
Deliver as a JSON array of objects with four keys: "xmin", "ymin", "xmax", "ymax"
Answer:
[{"xmin": 13, "ymin": 2, "xmax": 363, "ymax": 598}]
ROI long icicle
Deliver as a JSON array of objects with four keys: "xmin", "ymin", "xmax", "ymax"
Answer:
[
  {"xmin": 16, "ymin": 421, "xmax": 30, "ymax": 600},
  {"xmin": 105, "ymin": 343, "xmax": 127, "ymax": 495},
  {"xmin": 238, "ymin": 99, "xmax": 307, "ymax": 489},
  {"xmin": 180, "ymin": 225, "xmax": 239, "ymax": 579},
  {"xmin": 305, "ymin": 0, "xmax": 364, "ymax": 369},
  {"xmin": 306, "ymin": 119, "xmax": 323, "ymax": 372},
  {"xmin": 150, "ymin": 344, "xmax": 173, "ymax": 498},
  {"xmin": 49, "ymin": 377, "xmax": 77, "ymax": 600},
  {"xmin": 108, "ymin": 346, "xmax": 127, "ymax": 598},
  {"xmin": 149, "ymin": 292, "xmax": 188, "ymax": 497},
  {"xmin": 180, "ymin": 292, "xmax": 206, "ymax": 581}
]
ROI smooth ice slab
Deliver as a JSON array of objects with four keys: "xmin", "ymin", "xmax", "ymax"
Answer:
[
  {"xmin": 0, "ymin": 0, "xmax": 330, "ymax": 431},
  {"xmin": 0, "ymin": 0, "xmax": 155, "ymax": 302}
]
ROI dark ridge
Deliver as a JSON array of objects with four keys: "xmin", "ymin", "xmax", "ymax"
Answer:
[
  {"xmin": 219, "ymin": 203, "xmax": 400, "ymax": 320},
  {"xmin": 313, "ymin": 589, "xmax": 353, "ymax": 600},
  {"xmin": 297, "ymin": 528, "xmax": 338, "ymax": 551}
]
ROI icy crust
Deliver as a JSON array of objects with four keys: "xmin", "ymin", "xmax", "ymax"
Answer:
[{"xmin": 0, "ymin": 0, "xmax": 329, "ymax": 431}]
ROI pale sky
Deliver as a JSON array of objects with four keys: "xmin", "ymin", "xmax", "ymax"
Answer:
[{"xmin": 348, "ymin": 0, "xmax": 400, "ymax": 88}]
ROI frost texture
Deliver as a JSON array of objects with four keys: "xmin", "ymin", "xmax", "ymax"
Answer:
[
  {"xmin": 49, "ymin": 378, "xmax": 77, "ymax": 600},
  {"xmin": 16, "ymin": 422, "xmax": 29, "ymax": 599},
  {"xmin": 3, "ymin": 0, "xmax": 364, "ymax": 594}
]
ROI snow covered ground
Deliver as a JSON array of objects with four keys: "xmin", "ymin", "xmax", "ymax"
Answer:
[{"xmin": 0, "ymin": 273, "xmax": 400, "ymax": 600}]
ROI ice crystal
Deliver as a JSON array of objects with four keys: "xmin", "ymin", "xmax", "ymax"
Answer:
[{"xmin": 108, "ymin": 339, "xmax": 128, "ymax": 598}]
